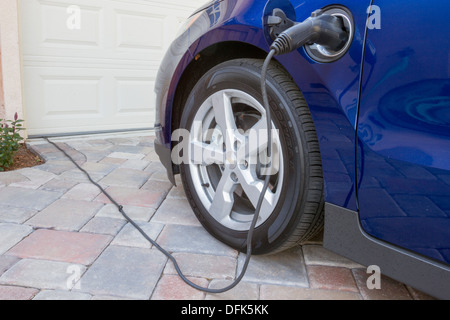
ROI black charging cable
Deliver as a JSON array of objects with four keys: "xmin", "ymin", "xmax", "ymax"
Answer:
[
  {"xmin": 42, "ymin": 8, "xmax": 348, "ymax": 294},
  {"xmin": 41, "ymin": 51, "xmax": 275, "ymax": 294}
]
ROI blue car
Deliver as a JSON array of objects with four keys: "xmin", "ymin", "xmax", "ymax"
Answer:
[{"xmin": 154, "ymin": 0, "xmax": 450, "ymax": 299}]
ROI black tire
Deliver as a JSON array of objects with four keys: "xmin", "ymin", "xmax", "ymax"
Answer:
[{"xmin": 178, "ymin": 58, "xmax": 324, "ymax": 255}]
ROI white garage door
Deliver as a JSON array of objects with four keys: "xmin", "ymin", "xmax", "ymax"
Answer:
[{"xmin": 20, "ymin": 0, "xmax": 205, "ymax": 137}]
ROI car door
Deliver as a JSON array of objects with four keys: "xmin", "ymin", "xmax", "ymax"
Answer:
[{"xmin": 357, "ymin": 0, "xmax": 450, "ymax": 265}]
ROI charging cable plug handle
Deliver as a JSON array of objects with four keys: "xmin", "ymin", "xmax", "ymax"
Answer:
[{"xmin": 270, "ymin": 9, "xmax": 348, "ymax": 55}]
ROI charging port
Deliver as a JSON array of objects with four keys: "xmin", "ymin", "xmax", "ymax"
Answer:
[
  {"xmin": 267, "ymin": 6, "xmax": 354, "ymax": 63},
  {"xmin": 305, "ymin": 6, "xmax": 354, "ymax": 63}
]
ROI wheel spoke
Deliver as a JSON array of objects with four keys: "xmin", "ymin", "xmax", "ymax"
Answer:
[
  {"xmin": 245, "ymin": 118, "xmax": 280, "ymax": 175},
  {"xmin": 208, "ymin": 169, "xmax": 237, "ymax": 221},
  {"xmin": 188, "ymin": 88, "xmax": 284, "ymax": 232},
  {"xmin": 235, "ymin": 169, "xmax": 275, "ymax": 219},
  {"xmin": 211, "ymin": 91, "xmax": 241, "ymax": 161},
  {"xmin": 211, "ymin": 91, "xmax": 237, "ymax": 132},
  {"xmin": 190, "ymin": 140, "xmax": 224, "ymax": 166},
  {"xmin": 246, "ymin": 118, "xmax": 269, "ymax": 158}
]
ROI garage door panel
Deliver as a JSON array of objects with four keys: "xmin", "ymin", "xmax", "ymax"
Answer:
[
  {"xmin": 21, "ymin": 0, "xmax": 103, "ymax": 53},
  {"xmin": 25, "ymin": 68, "xmax": 106, "ymax": 123},
  {"xmin": 22, "ymin": 0, "xmax": 200, "ymax": 58},
  {"xmin": 24, "ymin": 66, "xmax": 156, "ymax": 136},
  {"xmin": 41, "ymin": 1, "xmax": 101, "ymax": 47},
  {"xmin": 43, "ymin": 76, "xmax": 103, "ymax": 117},
  {"xmin": 20, "ymin": 0, "xmax": 204, "ymax": 136},
  {"xmin": 116, "ymin": 11, "xmax": 165, "ymax": 50},
  {"xmin": 116, "ymin": 77, "xmax": 155, "ymax": 114}
]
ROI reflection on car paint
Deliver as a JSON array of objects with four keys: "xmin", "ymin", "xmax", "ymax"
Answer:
[
  {"xmin": 357, "ymin": 0, "xmax": 450, "ymax": 264},
  {"xmin": 154, "ymin": 0, "xmax": 450, "ymax": 266}
]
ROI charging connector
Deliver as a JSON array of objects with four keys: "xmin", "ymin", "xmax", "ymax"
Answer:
[{"xmin": 269, "ymin": 8, "xmax": 349, "ymax": 56}]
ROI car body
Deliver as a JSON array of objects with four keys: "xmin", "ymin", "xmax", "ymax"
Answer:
[{"xmin": 154, "ymin": 0, "xmax": 450, "ymax": 299}]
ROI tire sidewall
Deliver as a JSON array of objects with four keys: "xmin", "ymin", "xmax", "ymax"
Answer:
[{"xmin": 179, "ymin": 60, "xmax": 310, "ymax": 254}]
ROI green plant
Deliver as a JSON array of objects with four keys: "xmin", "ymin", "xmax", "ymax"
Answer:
[{"xmin": 0, "ymin": 113, "xmax": 25, "ymax": 171}]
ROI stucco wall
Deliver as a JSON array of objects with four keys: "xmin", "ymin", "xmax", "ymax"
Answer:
[
  {"xmin": 0, "ymin": 0, "xmax": 24, "ymax": 128},
  {"xmin": 0, "ymin": 42, "xmax": 4, "ymax": 119}
]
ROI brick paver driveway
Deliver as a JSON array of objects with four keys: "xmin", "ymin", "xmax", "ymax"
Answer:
[{"xmin": 0, "ymin": 132, "xmax": 434, "ymax": 300}]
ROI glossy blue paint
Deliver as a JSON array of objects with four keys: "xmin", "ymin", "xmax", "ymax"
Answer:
[
  {"xmin": 155, "ymin": 0, "xmax": 371, "ymax": 211},
  {"xmin": 154, "ymin": 0, "xmax": 450, "ymax": 266},
  {"xmin": 155, "ymin": 0, "xmax": 262, "ymax": 146},
  {"xmin": 357, "ymin": 0, "xmax": 450, "ymax": 264},
  {"xmin": 277, "ymin": 0, "xmax": 371, "ymax": 210}
]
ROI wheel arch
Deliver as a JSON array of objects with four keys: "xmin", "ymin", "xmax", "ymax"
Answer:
[
  {"xmin": 156, "ymin": 0, "xmax": 358, "ymax": 211},
  {"xmin": 172, "ymin": 41, "xmax": 267, "ymax": 130},
  {"xmin": 169, "ymin": 40, "xmax": 331, "ymax": 164},
  {"xmin": 165, "ymin": 39, "xmax": 356, "ymax": 213},
  {"xmin": 170, "ymin": 41, "xmax": 274, "ymax": 174}
]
